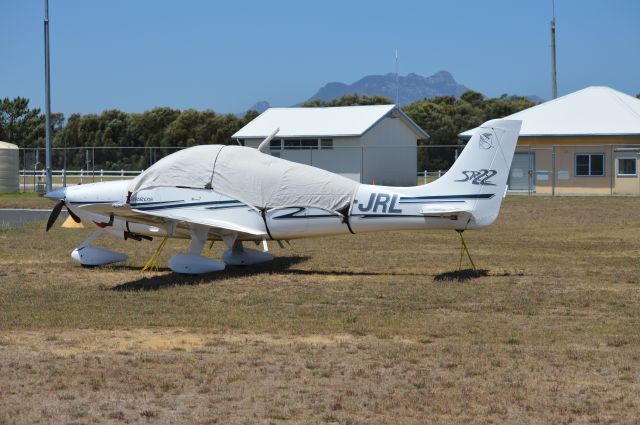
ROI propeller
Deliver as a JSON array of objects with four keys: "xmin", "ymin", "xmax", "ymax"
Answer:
[
  {"xmin": 46, "ymin": 201, "xmax": 64, "ymax": 231},
  {"xmin": 45, "ymin": 187, "xmax": 81, "ymax": 231}
]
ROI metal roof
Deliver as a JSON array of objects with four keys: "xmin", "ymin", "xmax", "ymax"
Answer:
[
  {"xmin": 459, "ymin": 86, "xmax": 640, "ymax": 139},
  {"xmin": 232, "ymin": 104, "xmax": 429, "ymax": 139},
  {"xmin": 0, "ymin": 141, "xmax": 18, "ymax": 149}
]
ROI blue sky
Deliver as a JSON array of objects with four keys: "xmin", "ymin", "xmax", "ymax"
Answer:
[{"xmin": 1, "ymin": 0, "xmax": 638, "ymax": 117}]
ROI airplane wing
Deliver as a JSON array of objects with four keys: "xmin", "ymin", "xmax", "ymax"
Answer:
[
  {"xmin": 79, "ymin": 202, "xmax": 266, "ymax": 239},
  {"xmin": 419, "ymin": 204, "xmax": 473, "ymax": 218},
  {"xmin": 137, "ymin": 209, "xmax": 266, "ymax": 236}
]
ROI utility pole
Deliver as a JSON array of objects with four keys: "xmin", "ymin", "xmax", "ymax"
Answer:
[
  {"xmin": 395, "ymin": 49, "xmax": 399, "ymax": 106},
  {"xmin": 550, "ymin": 0, "xmax": 558, "ymax": 99},
  {"xmin": 44, "ymin": 0, "xmax": 53, "ymax": 192}
]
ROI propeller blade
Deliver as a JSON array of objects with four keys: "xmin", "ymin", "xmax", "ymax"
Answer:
[
  {"xmin": 46, "ymin": 201, "xmax": 65, "ymax": 232},
  {"xmin": 67, "ymin": 206, "xmax": 81, "ymax": 223}
]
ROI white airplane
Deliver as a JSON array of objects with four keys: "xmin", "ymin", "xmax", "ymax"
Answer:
[{"xmin": 45, "ymin": 118, "xmax": 521, "ymax": 274}]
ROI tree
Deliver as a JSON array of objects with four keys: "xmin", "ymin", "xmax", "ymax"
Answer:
[
  {"xmin": 302, "ymin": 93, "xmax": 393, "ymax": 107},
  {"xmin": 402, "ymin": 90, "xmax": 536, "ymax": 169},
  {"xmin": 0, "ymin": 97, "xmax": 44, "ymax": 147}
]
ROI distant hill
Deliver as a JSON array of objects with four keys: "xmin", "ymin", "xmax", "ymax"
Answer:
[
  {"xmin": 235, "ymin": 100, "xmax": 270, "ymax": 117},
  {"xmin": 302, "ymin": 71, "xmax": 470, "ymax": 106},
  {"xmin": 237, "ymin": 72, "xmax": 542, "ymax": 115},
  {"xmin": 525, "ymin": 95, "xmax": 544, "ymax": 103},
  {"xmin": 247, "ymin": 100, "xmax": 270, "ymax": 113}
]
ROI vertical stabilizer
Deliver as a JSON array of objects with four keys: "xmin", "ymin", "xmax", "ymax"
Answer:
[{"xmin": 421, "ymin": 119, "xmax": 522, "ymax": 228}]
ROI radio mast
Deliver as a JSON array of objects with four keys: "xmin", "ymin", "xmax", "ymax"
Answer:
[
  {"xmin": 44, "ymin": 0, "xmax": 53, "ymax": 191},
  {"xmin": 550, "ymin": 0, "xmax": 558, "ymax": 99},
  {"xmin": 395, "ymin": 49, "xmax": 399, "ymax": 105}
]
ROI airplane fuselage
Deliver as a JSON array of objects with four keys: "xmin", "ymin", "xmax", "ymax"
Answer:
[{"xmin": 63, "ymin": 179, "xmax": 494, "ymax": 243}]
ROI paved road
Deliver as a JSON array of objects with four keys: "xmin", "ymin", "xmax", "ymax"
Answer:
[{"xmin": 0, "ymin": 208, "xmax": 67, "ymax": 228}]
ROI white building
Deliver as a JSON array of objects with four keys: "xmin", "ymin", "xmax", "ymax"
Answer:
[
  {"xmin": 232, "ymin": 105, "xmax": 429, "ymax": 186},
  {"xmin": 459, "ymin": 87, "xmax": 640, "ymax": 195}
]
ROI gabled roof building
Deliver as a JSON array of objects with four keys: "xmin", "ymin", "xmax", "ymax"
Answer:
[
  {"xmin": 459, "ymin": 87, "xmax": 640, "ymax": 195},
  {"xmin": 233, "ymin": 105, "xmax": 429, "ymax": 186}
]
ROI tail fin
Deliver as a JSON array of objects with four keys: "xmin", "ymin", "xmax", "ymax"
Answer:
[{"xmin": 424, "ymin": 119, "xmax": 522, "ymax": 228}]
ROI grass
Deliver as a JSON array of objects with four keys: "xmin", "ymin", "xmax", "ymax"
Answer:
[
  {"xmin": 0, "ymin": 192, "xmax": 52, "ymax": 209},
  {"xmin": 1, "ymin": 196, "xmax": 640, "ymax": 423}
]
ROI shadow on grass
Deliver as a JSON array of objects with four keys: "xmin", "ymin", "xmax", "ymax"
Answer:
[
  {"xmin": 433, "ymin": 268, "xmax": 489, "ymax": 282},
  {"xmin": 111, "ymin": 255, "xmax": 312, "ymax": 291},
  {"xmin": 110, "ymin": 255, "xmax": 427, "ymax": 291}
]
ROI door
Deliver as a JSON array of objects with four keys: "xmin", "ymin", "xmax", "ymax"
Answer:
[{"xmin": 508, "ymin": 152, "xmax": 535, "ymax": 191}]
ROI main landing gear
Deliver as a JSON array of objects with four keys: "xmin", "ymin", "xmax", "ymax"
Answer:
[{"xmin": 164, "ymin": 226, "xmax": 274, "ymax": 274}]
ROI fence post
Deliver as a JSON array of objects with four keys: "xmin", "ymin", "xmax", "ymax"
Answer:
[
  {"xmin": 92, "ymin": 147, "xmax": 95, "ymax": 183},
  {"xmin": 528, "ymin": 145, "xmax": 532, "ymax": 196},
  {"xmin": 62, "ymin": 169, "xmax": 66, "ymax": 188},
  {"xmin": 551, "ymin": 145, "xmax": 556, "ymax": 197},
  {"xmin": 610, "ymin": 145, "xmax": 613, "ymax": 195},
  {"xmin": 80, "ymin": 169, "xmax": 83, "ymax": 184},
  {"xmin": 423, "ymin": 170, "xmax": 427, "ymax": 184},
  {"xmin": 22, "ymin": 149, "xmax": 26, "ymax": 193},
  {"xmin": 121, "ymin": 169, "xmax": 124, "ymax": 177}
]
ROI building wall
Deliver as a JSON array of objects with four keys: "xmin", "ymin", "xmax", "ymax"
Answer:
[
  {"xmin": 360, "ymin": 117, "xmax": 418, "ymax": 186},
  {"xmin": 243, "ymin": 137, "xmax": 362, "ymax": 182},
  {"xmin": 239, "ymin": 116, "xmax": 420, "ymax": 186},
  {"xmin": 517, "ymin": 136, "xmax": 640, "ymax": 195}
]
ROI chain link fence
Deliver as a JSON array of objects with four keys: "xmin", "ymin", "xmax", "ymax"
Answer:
[{"xmin": 17, "ymin": 144, "xmax": 640, "ymax": 195}]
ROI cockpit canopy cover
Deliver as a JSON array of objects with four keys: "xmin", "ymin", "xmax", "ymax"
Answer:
[{"xmin": 128, "ymin": 145, "xmax": 359, "ymax": 212}]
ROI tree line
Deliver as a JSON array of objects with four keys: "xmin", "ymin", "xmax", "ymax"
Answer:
[{"xmin": 0, "ymin": 91, "xmax": 539, "ymax": 170}]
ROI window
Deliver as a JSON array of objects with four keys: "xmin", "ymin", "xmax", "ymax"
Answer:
[
  {"xmin": 269, "ymin": 139, "xmax": 282, "ymax": 150},
  {"xmin": 575, "ymin": 153, "xmax": 604, "ymax": 176},
  {"xmin": 271, "ymin": 138, "xmax": 334, "ymax": 150},
  {"xmin": 284, "ymin": 139, "xmax": 302, "ymax": 149},
  {"xmin": 320, "ymin": 138, "xmax": 333, "ymax": 149},
  {"xmin": 616, "ymin": 157, "xmax": 637, "ymax": 177},
  {"xmin": 283, "ymin": 138, "xmax": 322, "ymax": 149},
  {"xmin": 301, "ymin": 139, "xmax": 318, "ymax": 149}
]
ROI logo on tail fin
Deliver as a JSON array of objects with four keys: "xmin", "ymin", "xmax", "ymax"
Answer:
[
  {"xmin": 479, "ymin": 133, "xmax": 494, "ymax": 149},
  {"xmin": 455, "ymin": 169, "xmax": 497, "ymax": 185}
]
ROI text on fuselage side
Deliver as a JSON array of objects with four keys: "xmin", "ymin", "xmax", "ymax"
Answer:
[{"xmin": 356, "ymin": 193, "xmax": 402, "ymax": 213}]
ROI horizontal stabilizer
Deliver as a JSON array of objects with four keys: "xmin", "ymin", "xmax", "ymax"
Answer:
[{"xmin": 420, "ymin": 204, "xmax": 473, "ymax": 217}]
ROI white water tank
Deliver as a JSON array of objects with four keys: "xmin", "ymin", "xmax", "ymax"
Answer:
[{"xmin": 0, "ymin": 141, "xmax": 19, "ymax": 193}]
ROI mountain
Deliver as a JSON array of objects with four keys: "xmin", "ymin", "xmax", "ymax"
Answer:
[
  {"xmin": 235, "ymin": 73, "xmax": 542, "ymax": 115},
  {"xmin": 235, "ymin": 100, "xmax": 271, "ymax": 117},
  {"xmin": 246, "ymin": 101, "xmax": 270, "ymax": 113},
  {"xmin": 303, "ymin": 71, "xmax": 470, "ymax": 106},
  {"xmin": 525, "ymin": 95, "xmax": 544, "ymax": 103}
]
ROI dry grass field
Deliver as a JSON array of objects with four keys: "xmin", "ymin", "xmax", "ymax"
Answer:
[
  {"xmin": 0, "ymin": 193, "xmax": 51, "ymax": 209},
  {"xmin": 1, "ymin": 196, "xmax": 640, "ymax": 424}
]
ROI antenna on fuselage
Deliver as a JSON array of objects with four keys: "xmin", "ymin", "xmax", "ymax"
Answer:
[{"xmin": 257, "ymin": 128, "xmax": 280, "ymax": 153}]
